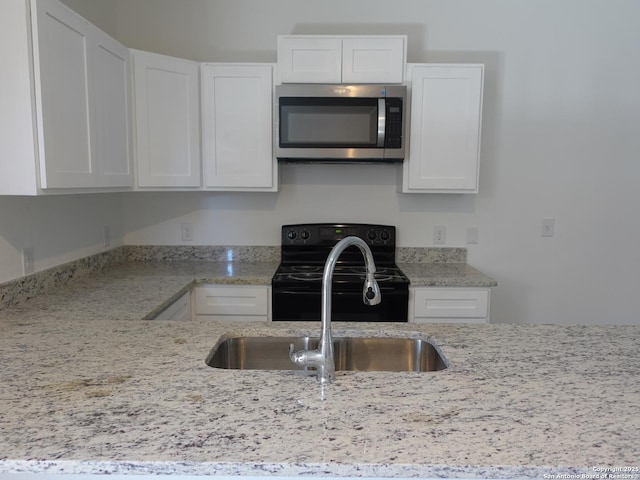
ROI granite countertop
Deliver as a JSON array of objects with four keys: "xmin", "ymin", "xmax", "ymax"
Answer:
[
  {"xmin": 0, "ymin": 260, "xmax": 279, "ymax": 321},
  {"xmin": 0, "ymin": 256, "xmax": 496, "ymax": 322},
  {"xmin": 398, "ymin": 262, "xmax": 497, "ymax": 287},
  {"xmin": 1, "ymin": 318, "xmax": 639, "ymax": 479},
  {"xmin": 7, "ymin": 250, "xmax": 635, "ymax": 479}
]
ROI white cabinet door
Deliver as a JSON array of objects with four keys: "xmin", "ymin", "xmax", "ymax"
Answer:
[
  {"xmin": 278, "ymin": 35, "xmax": 406, "ymax": 84},
  {"xmin": 403, "ymin": 64, "xmax": 484, "ymax": 193},
  {"xmin": 202, "ymin": 64, "xmax": 276, "ymax": 191},
  {"xmin": 0, "ymin": 0, "xmax": 39, "ymax": 195},
  {"xmin": 132, "ymin": 50, "xmax": 201, "ymax": 188},
  {"xmin": 194, "ymin": 285, "xmax": 270, "ymax": 322},
  {"xmin": 1, "ymin": 0, "xmax": 132, "ymax": 194},
  {"xmin": 409, "ymin": 287, "xmax": 490, "ymax": 324},
  {"xmin": 342, "ymin": 37, "xmax": 406, "ymax": 84},
  {"xmin": 93, "ymin": 28, "xmax": 133, "ymax": 187},
  {"xmin": 32, "ymin": 0, "xmax": 96, "ymax": 188},
  {"xmin": 153, "ymin": 291, "xmax": 192, "ymax": 321},
  {"xmin": 277, "ymin": 36, "xmax": 342, "ymax": 83}
]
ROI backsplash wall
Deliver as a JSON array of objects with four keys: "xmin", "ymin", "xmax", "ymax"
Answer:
[{"xmin": 0, "ymin": 194, "xmax": 125, "ymax": 284}]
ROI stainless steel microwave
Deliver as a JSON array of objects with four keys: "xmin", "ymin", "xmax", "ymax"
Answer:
[{"xmin": 275, "ymin": 84, "xmax": 406, "ymax": 163}]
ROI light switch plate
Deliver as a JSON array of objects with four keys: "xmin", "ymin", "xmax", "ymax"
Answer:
[{"xmin": 542, "ymin": 218, "xmax": 555, "ymax": 237}]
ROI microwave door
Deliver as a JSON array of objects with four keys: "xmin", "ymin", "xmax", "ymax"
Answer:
[
  {"xmin": 275, "ymin": 93, "xmax": 404, "ymax": 162},
  {"xmin": 377, "ymin": 98, "xmax": 386, "ymax": 147}
]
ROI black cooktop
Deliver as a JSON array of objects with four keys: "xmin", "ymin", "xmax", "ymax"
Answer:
[{"xmin": 273, "ymin": 223, "xmax": 409, "ymax": 288}]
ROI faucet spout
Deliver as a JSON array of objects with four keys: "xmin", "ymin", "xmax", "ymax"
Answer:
[{"xmin": 289, "ymin": 236, "xmax": 382, "ymax": 384}]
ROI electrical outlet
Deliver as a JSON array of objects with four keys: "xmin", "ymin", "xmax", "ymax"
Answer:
[
  {"xmin": 181, "ymin": 223, "xmax": 194, "ymax": 242},
  {"xmin": 542, "ymin": 218, "xmax": 555, "ymax": 237},
  {"xmin": 22, "ymin": 247, "xmax": 34, "ymax": 275},
  {"xmin": 433, "ymin": 226, "xmax": 446, "ymax": 245},
  {"xmin": 103, "ymin": 225, "xmax": 111, "ymax": 248},
  {"xmin": 467, "ymin": 227, "xmax": 479, "ymax": 244}
]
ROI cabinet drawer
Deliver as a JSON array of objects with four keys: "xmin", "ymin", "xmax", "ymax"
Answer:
[
  {"xmin": 194, "ymin": 285, "xmax": 269, "ymax": 317},
  {"xmin": 413, "ymin": 288, "xmax": 489, "ymax": 318}
]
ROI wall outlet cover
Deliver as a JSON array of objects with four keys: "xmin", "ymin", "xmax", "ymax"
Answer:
[
  {"xmin": 181, "ymin": 223, "xmax": 194, "ymax": 242},
  {"xmin": 22, "ymin": 247, "xmax": 34, "ymax": 275},
  {"xmin": 433, "ymin": 225, "xmax": 446, "ymax": 245}
]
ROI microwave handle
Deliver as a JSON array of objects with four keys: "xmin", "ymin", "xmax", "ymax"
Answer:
[{"xmin": 377, "ymin": 98, "xmax": 386, "ymax": 147}]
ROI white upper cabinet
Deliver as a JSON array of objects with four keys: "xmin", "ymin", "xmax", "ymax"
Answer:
[
  {"xmin": 0, "ymin": 0, "xmax": 41, "ymax": 195},
  {"xmin": 132, "ymin": 50, "xmax": 201, "ymax": 188},
  {"xmin": 277, "ymin": 36, "xmax": 342, "ymax": 83},
  {"xmin": 32, "ymin": 0, "xmax": 94, "ymax": 188},
  {"xmin": 341, "ymin": 37, "xmax": 406, "ymax": 84},
  {"xmin": 202, "ymin": 64, "xmax": 277, "ymax": 191},
  {"xmin": 93, "ymin": 29, "xmax": 133, "ymax": 188},
  {"xmin": 0, "ymin": 0, "xmax": 133, "ymax": 195},
  {"xmin": 277, "ymin": 35, "xmax": 406, "ymax": 84},
  {"xmin": 403, "ymin": 64, "xmax": 484, "ymax": 193}
]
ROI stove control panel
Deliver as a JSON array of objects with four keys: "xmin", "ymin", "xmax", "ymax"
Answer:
[{"xmin": 282, "ymin": 224, "xmax": 396, "ymax": 246}]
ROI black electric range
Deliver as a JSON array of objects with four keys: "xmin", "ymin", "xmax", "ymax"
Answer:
[{"xmin": 271, "ymin": 223, "xmax": 409, "ymax": 322}]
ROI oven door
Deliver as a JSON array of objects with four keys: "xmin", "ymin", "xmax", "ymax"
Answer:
[{"xmin": 272, "ymin": 288, "xmax": 408, "ymax": 322}]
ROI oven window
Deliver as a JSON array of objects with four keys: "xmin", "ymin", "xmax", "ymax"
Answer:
[{"xmin": 279, "ymin": 98, "xmax": 378, "ymax": 148}]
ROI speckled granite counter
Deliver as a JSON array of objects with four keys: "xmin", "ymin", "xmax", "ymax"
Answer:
[
  {"xmin": 1, "ymin": 319, "xmax": 638, "ymax": 479},
  {"xmin": 4, "ymin": 245, "xmax": 584, "ymax": 479},
  {"xmin": 399, "ymin": 262, "xmax": 497, "ymax": 287},
  {"xmin": 0, "ymin": 260, "xmax": 279, "ymax": 321}
]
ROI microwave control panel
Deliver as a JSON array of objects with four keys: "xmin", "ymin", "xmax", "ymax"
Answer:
[{"xmin": 385, "ymin": 98, "xmax": 403, "ymax": 149}]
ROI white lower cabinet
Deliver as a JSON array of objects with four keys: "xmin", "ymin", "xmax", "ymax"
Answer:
[
  {"xmin": 194, "ymin": 285, "xmax": 271, "ymax": 322},
  {"xmin": 409, "ymin": 287, "xmax": 490, "ymax": 323},
  {"xmin": 153, "ymin": 291, "xmax": 192, "ymax": 321}
]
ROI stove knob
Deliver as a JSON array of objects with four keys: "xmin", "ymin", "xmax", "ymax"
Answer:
[
  {"xmin": 287, "ymin": 230, "xmax": 297, "ymax": 240},
  {"xmin": 300, "ymin": 230, "xmax": 310, "ymax": 240},
  {"xmin": 380, "ymin": 230, "xmax": 390, "ymax": 241},
  {"xmin": 367, "ymin": 230, "xmax": 378, "ymax": 241}
]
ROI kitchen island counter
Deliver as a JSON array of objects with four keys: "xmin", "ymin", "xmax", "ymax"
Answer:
[{"xmin": 1, "ymin": 317, "xmax": 638, "ymax": 479}]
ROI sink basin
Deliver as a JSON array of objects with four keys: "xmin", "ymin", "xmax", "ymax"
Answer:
[{"xmin": 206, "ymin": 336, "xmax": 447, "ymax": 372}]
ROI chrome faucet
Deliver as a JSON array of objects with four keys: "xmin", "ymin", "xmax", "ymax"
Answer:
[{"xmin": 289, "ymin": 236, "xmax": 382, "ymax": 384}]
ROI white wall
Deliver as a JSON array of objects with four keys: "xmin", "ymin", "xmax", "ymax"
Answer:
[
  {"xmin": 60, "ymin": 0, "xmax": 117, "ymax": 37},
  {"xmin": 0, "ymin": 194, "xmax": 125, "ymax": 283},
  {"xmin": 118, "ymin": 0, "xmax": 640, "ymax": 326}
]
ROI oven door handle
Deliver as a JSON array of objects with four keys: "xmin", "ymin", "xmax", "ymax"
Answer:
[
  {"xmin": 274, "ymin": 288, "xmax": 402, "ymax": 295},
  {"xmin": 377, "ymin": 98, "xmax": 386, "ymax": 147}
]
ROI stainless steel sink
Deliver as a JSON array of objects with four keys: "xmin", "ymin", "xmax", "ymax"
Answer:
[{"xmin": 206, "ymin": 336, "xmax": 447, "ymax": 372}]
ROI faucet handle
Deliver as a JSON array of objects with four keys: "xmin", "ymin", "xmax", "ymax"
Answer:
[
  {"xmin": 289, "ymin": 343, "xmax": 322, "ymax": 368},
  {"xmin": 289, "ymin": 343, "xmax": 306, "ymax": 365}
]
